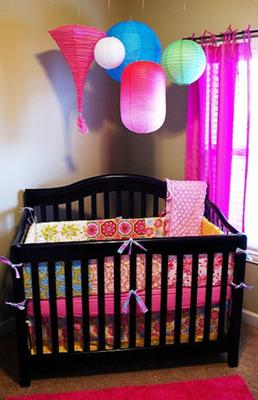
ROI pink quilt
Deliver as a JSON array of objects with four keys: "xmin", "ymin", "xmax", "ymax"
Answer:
[{"xmin": 165, "ymin": 179, "xmax": 207, "ymax": 236}]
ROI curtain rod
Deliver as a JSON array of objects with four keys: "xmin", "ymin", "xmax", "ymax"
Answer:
[{"xmin": 185, "ymin": 29, "xmax": 258, "ymax": 42}]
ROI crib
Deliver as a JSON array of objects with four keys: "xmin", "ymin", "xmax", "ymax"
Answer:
[{"xmin": 9, "ymin": 174, "xmax": 247, "ymax": 386}]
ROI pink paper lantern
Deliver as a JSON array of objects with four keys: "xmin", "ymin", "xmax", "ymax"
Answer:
[
  {"xmin": 120, "ymin": 61, "xmax": 166, "ymax": 134},
  {"xmin": 49, "ymin": 25, "xmax": 106, "ymax": 134}
]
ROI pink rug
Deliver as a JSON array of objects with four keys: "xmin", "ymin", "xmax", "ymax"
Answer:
[{"xmin": 6, "ymin": 375, "xmax": 254, "ymax": 400}]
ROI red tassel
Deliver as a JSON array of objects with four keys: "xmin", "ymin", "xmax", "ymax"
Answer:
[{"xmin": 77, "ymin": 114, "xmax": 89, "ymax": 134}]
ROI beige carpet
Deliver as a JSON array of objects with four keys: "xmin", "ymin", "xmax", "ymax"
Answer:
[{"xmin": 0, "ymin": 323, "xmax": 257, "ymax": 399}]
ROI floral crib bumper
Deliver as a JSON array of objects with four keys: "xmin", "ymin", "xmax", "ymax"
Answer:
[{"xmin": 23, "ymin": 215, "xmax": 229, "ymax": 299}]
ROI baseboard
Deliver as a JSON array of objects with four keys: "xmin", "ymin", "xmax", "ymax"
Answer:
[
  {"xmin": 242, "ymin": 309, "xmax": 258, "ymax": 327},
  {"xmin": 0, "ymin": 317, "xmax": 15, "ymax": 337}
]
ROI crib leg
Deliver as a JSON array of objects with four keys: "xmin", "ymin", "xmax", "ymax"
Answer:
[
  {"xmin": 227, "ymin": 348, "xmax": 239, "ymax": 367},
  {"xmin": 227, "ymin": 252, "xmax": 246, "ymax": 369},
  {"xmin": 15, "ymin": 314, "xmax": 31, "ymax": 386},
  {"xmin": 19, "ymin": 364, "xmax": 31, "ymax": 387}
]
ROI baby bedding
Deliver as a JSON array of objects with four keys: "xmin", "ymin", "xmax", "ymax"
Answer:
[
  {"xmin": 27, "ymin": 305, "xmax": 224, "ymax": 353},
  {"xmin": 22, "ymin": 182, "xmax": 230, "ymax": 356},
  {"xmin": 25, "ymin": 216, "xmax": 166, "ymax": 243},
  {"xmin": 165, "ymin": 179, "xmax": 207, "ymax": 236}
]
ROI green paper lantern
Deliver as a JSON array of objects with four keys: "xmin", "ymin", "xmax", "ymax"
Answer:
[{"xmin": 161, "ymin": 39, "xmax": 206, "ymax": 85}]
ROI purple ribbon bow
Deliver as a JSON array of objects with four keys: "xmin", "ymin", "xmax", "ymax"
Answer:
[
  {"xmin": 236, "ymin": 248, "xmax": 252, "ymax": 262},
  {"xmin": 122, "ymin": 290, "xmax": 148, "ymax": 314},
  {"xmin": 117, "ymin": 238, "xmax": 147, "ymax": 256},
  {"xmin": 231, "ymin": 282, "xmax": 254, "ymax": 290},
  {"xmin": 0, "ymin": 256, "xmax": 23, "ymax": 279},
  {"xmin": 5, "ymin": 300, "xmax": 26, "ymax": 310},
  {"xmin": 19, "ymin": 206, "xmax": 37, "ymax": 224}
]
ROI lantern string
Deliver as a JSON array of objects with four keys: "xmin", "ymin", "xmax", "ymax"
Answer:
[
  {"xmin": 77, "ymin": 113, "xmax": 89, "ymax": 134},
  {"xmin": 107, "ymin": 0, "xmax": 111, "ymax": 12},
  {"xmin": 141, "ymin": 0, "xmax": 145, "ymax": 20},
  {"xmin": 77, "ymin": 5, "xmax": 81, "ymax": 22}
]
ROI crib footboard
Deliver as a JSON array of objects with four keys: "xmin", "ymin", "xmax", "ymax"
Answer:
[{"xmin": 10, "ymin": 231, "xmax": 247, "ymax": 387}]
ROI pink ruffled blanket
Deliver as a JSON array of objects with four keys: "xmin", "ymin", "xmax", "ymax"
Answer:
[{"xmin": 165, "ymin": 179, "xmax": 207, "ymax": 236}]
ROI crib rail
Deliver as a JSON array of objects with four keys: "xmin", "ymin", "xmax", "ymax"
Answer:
[
  {"xmin": 24, "ymin": 175, "xmax": 166, "ymax": 221},
  {"xmin": 204, "ymin": 199, "xmax": 238, "ymax": 234},
  {"xmin": 11, "ymin": 233, "xmax": 246, "ymax": 362}
]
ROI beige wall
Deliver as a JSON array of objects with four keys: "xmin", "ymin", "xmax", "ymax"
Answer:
[
  {"xmin": 0, "ymin": 0, "xmax": 129, "ymax": 324},
  {"xmin": 1, "ymin": 0, "xmax": 257, "ymax": 325}
]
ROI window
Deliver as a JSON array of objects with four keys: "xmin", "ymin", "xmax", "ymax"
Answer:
[{"xmin": 229, "ymin": 40, "xmax": 258, "ymax": 255}]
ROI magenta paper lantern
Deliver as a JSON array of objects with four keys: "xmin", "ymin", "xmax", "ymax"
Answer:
[
  {"xmin": 49, "ymin": 25, "xmax": 106, "ymax": 134},
  {"xmin": 120, "ymin": 61, "xmax": 166, "ymax": 134}
]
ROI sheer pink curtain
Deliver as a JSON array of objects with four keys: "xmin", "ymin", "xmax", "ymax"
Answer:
[{"xmin": 185, "ymin": 31, "xmax": 251, "ymax": 230}]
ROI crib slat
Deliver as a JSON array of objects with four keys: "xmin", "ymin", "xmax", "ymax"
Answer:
[
  {"xmin": 116, "ymin": 191, "xmax": 122, "ymax": 216},
  {"xmin": 104, "ymin": 192, "xmax": 110, "ymax": 219},
  {"xmin": 31, "ymin": 263, "xmax": 43, "ymax": 355},
  {"xmin": 66, "ymin": 202, "xmax": 72, "ymax": 220},
  {"xmin": 79, "ymin": 199, "xmax": 85, "ymax": 220},
  {"xmin": 174, "ymin": 254, "xmax": 183, "ymax": 345},
  {"xmin": 129, "ymin": 191, "xmax": 134, "ymax": 217},
  {"xmin": 141, "ymin": 192, "xmax": 147, "ymax": 217},
  {"xmin": 217, "ymin": 252, "xmax": 229, "ymax": 342},
  {"xmin": 203, "ymin": 253, "xmax": 214, "ymax": 342},
  {"xmin": 53, "ymin": 204, "xmax": 59, "ymax": 221},
  {"xmin": 81, "ymin": 258, "xmax": 90, "ymax": 352},
  {"xmin": 47, "ymin": 261, "xmax": 59, "ymax": 354},
  {"xmin": 40, "ymin": 205, "xmax": 46, "ymax": 222},
  {"xmin": 129, "ymin": 253, "xmax": 137, "ymax": 348},
  {"xmin": 160, "ymin": 254, "xmax": 168, "ymax": 346},
  {"xmin": 189, "ymin": 254, "xmax": 199, "ymax": 344},
  {"xmin": 91, "ymin": 194, "xmax": 97, "ymax": 219},
  {"xmin": 114, "ymin": 254, "xmax": 121, "ymax": 349},
  {"xmin": 64, "ymin": 260, "xmax": 74, "ymax": 352},
  {"xmin": 144, "ymin": 253, "xmax": 153, "ymax": 347},
  {"xmin": 97, "ymin": 257, "xmax": 105, "ymax": 350},
  {"xmin": 153, "ymin": 195, "xmax": 159, "ymax": 216}
]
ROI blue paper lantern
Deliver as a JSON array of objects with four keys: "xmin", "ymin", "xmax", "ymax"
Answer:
[
  {"xmin": 162, "ymin": 39, "xmax": 206, "ymax": 85},
  {"xmin": 106, "ymin": 20, "xmax": 162, "ymax": 82}
]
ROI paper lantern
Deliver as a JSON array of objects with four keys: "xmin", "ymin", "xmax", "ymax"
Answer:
[
  {"xmin": 94, "ymin": 36, "xmax": 125, "ymax": 69},
  {"xmin": 106, "ymin": 20, "xmax": 162, "ymax": 82},
  {"xmin": 120, "ymin": 61, "xmax": 166, "ymax": 134},
  {"xmin": 49, "ymin": 25, "xmax": 106, "ymax": 134},
  {"xmin": 162, "ymin": 39, "xmax": 206, "ymax": 85}
]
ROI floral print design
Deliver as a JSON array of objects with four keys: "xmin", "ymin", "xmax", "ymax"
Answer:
[
  {"xmin": 86, "ymin": 222, "xmax": 100, "ymax": 238},
  {"xmin": 23, "ymin": 253, "xmax": 235, "ymax": 300},
  {"xmin": 134, "ymin": 219, "xmax": 145, "ymax": 235},
  {"xmin": 35, "ymin": 221, "xmax": 88, "ymax": 243},
  {"xmin": 28, "ymin": 305, "xmax": 227, "ymax": 354},
  {"xmin": 40, "ymin": 224, "xmax": 59, "ymax": 241},
  {"xmin": 101, "ymin": 221, "xmax": 117, "ymax": 237},
  {"xmin": 28, "ymin": 217, "xmax": 166, "ymax": 244},
  {"xmin": 60, "ymin": 224, "xmax": 80, "ymax": 240},
  {"xmin": 118, "ymin": 221, "xmax": 133, "ymax": 236}
]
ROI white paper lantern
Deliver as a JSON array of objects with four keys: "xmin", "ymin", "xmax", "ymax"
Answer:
[{"xmin": 94, "ymin": 36, "xmax": 125, "ymax": 69}]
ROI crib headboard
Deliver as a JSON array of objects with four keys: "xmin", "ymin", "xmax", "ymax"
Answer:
[
  {"xmin": 24, "ymin": 174, "xmax": 166, "ymax": 222},
  {"xmin": 23, "ymin": 174, "xmax": 238, "ymax": 234}
]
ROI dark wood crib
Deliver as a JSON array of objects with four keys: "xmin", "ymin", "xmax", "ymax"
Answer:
[{"xmin": 10, "ymin": 174, "xmax": 247, "ymax": 386}]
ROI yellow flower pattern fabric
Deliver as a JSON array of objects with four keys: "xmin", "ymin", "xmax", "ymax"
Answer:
[{"xmin": 34, "ymin": 221, "xmax": 88, "ymax": 243}]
